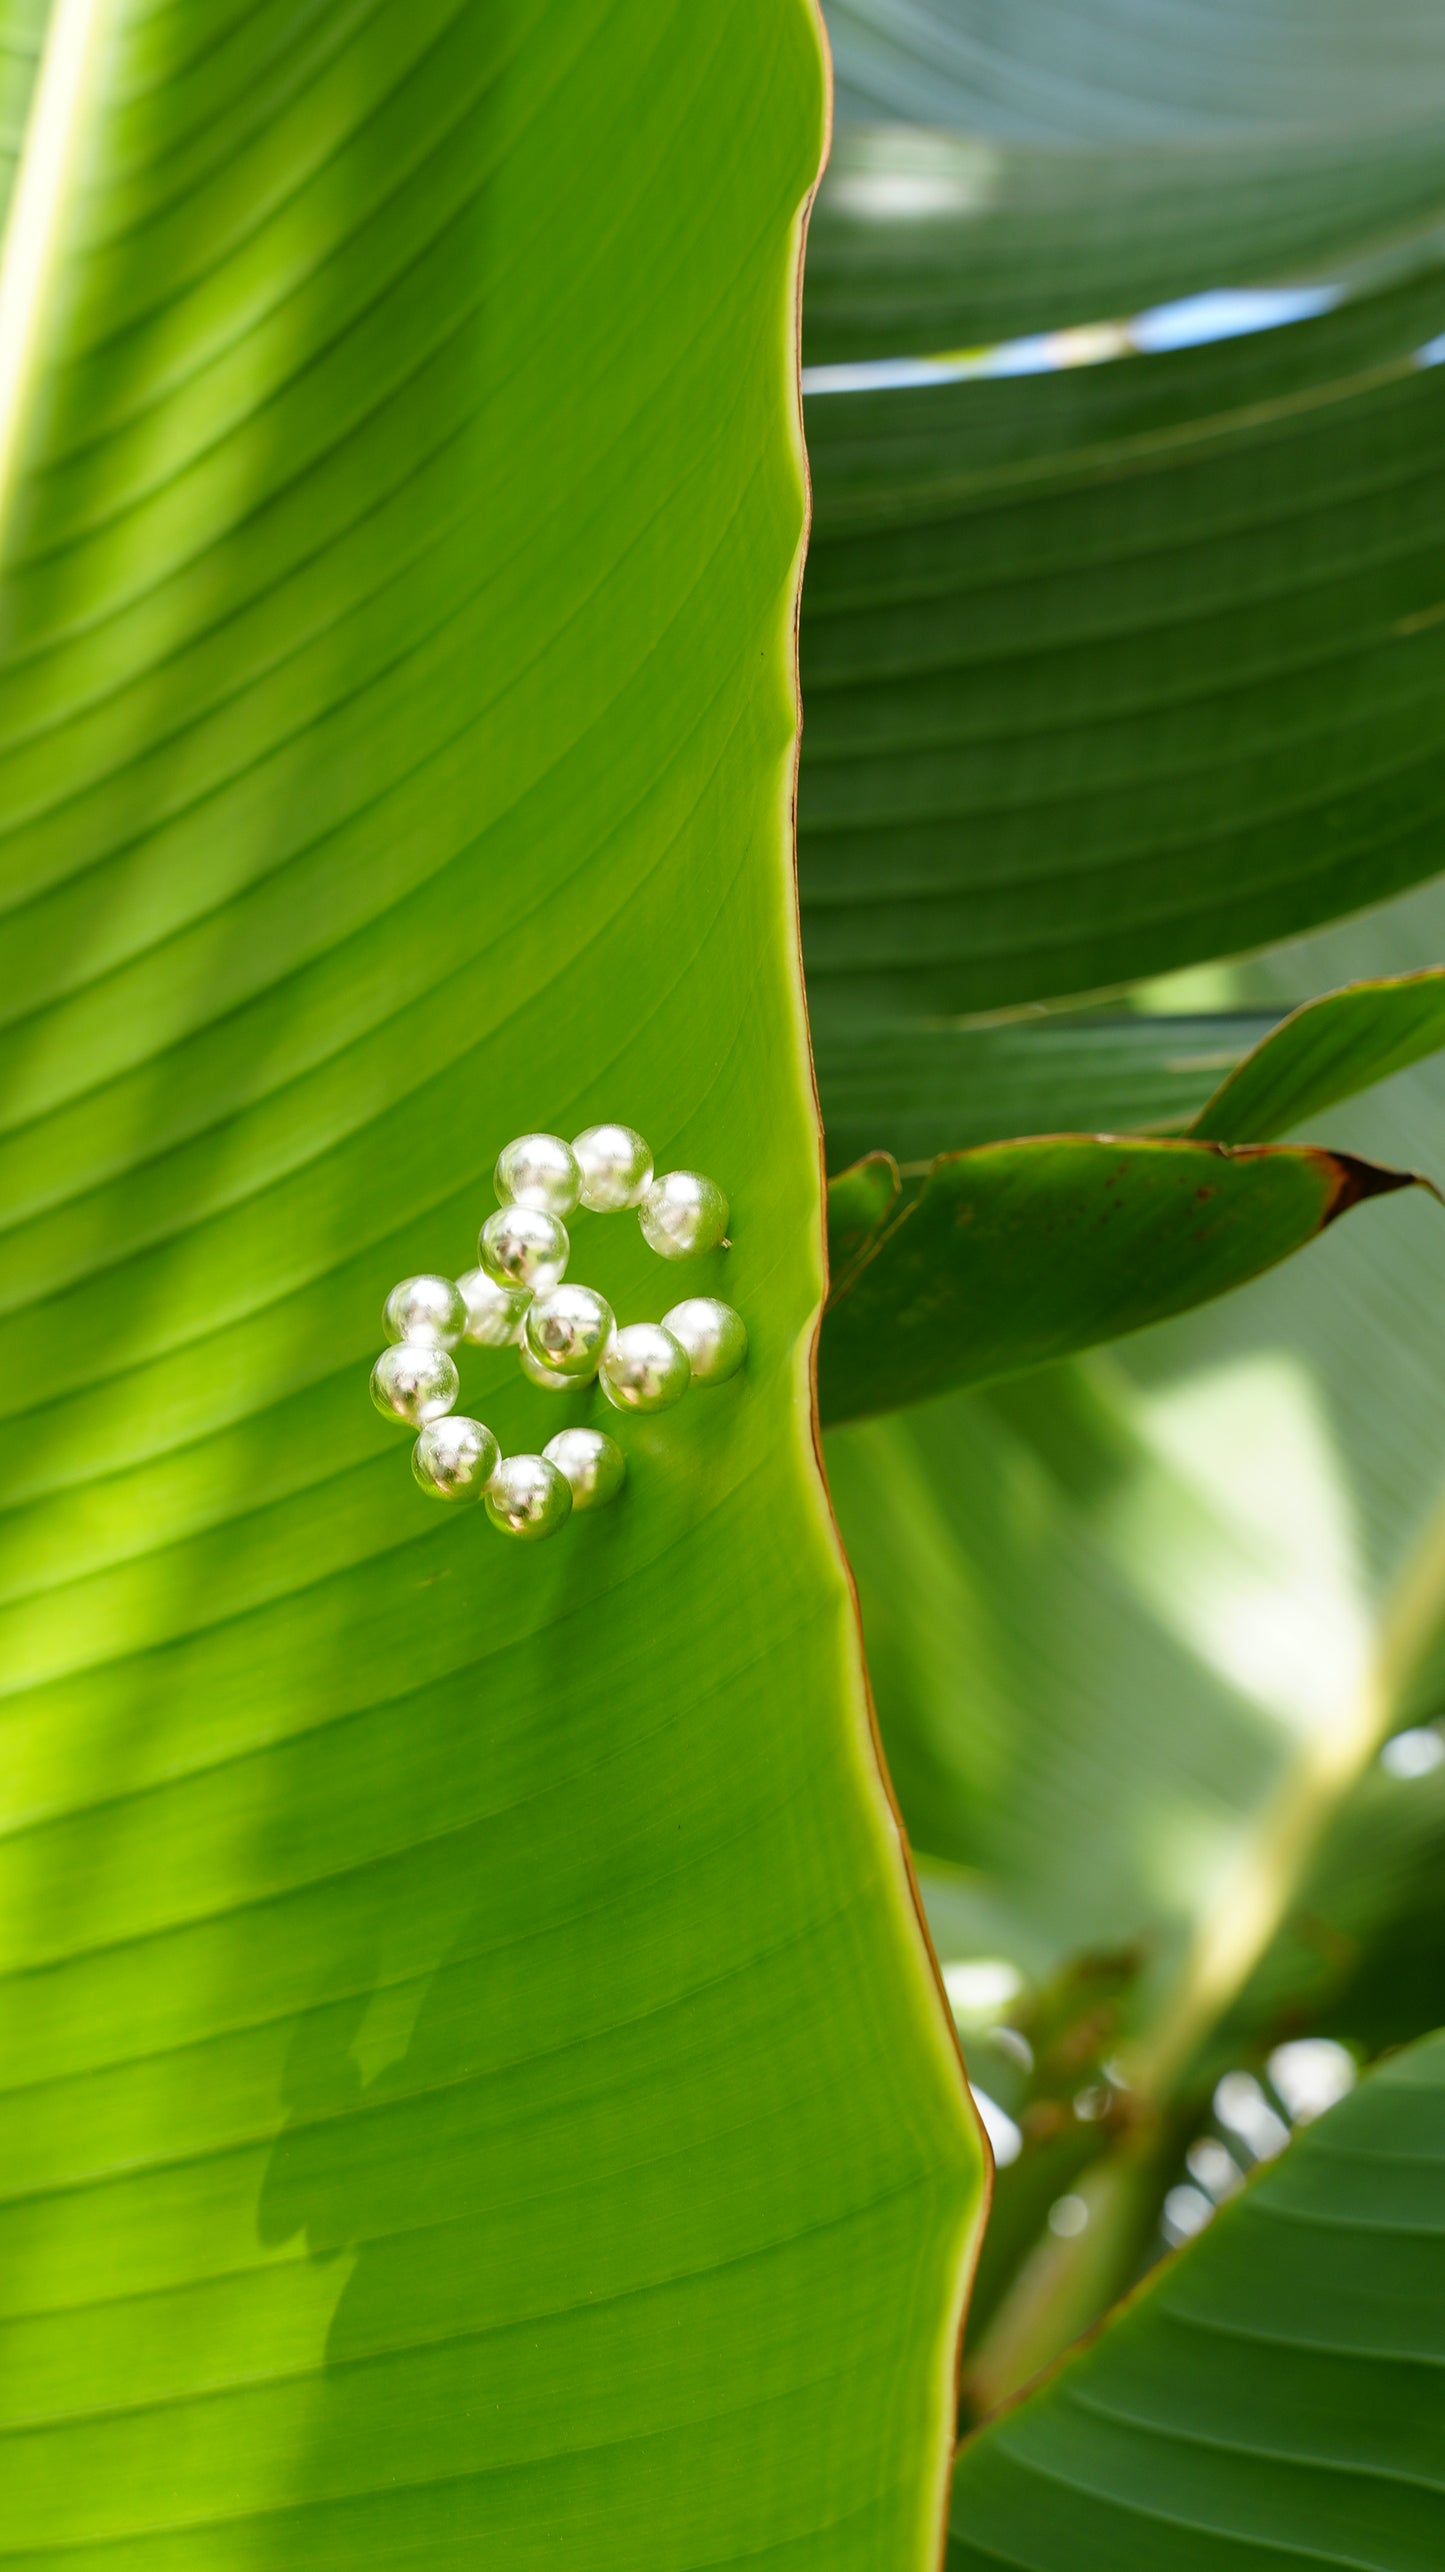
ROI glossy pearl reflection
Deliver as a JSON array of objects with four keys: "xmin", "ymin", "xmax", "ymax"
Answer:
[
  {"xmin": 485, "ymin": 1452, "xmax": 573, "ymax": 1539},
  {"xmin": 543, "ymin": 1425, "xmax": 626, "ymax": 1509},
  {"xmin": 456, "ymin": 1264, "xmax": 531, "ymax": 1348},
  {"xmin": 661, "ymin": 1296, "xmax": 746, "ymax": 1385},
  {"xmin": 412, "ymin": 1414, "xmax": 499, "ymax": 1502},
  {"xmin": 525, "ymin": 1282, "xmax": 614, "ymax": 1379},
  {"xmin": 572, "ymin": 1122, "xmax": 653, "ymax": 1211},
  {"xmin": 383, "ymin": 1273, "xmax": 467, "ymax": 1348},
  {"xmin": 494, "ymin": 1131, "xmax": 581, "ymax": 1216},
  {"xmin": 638, "ymin": 1169, "xmax": 728, "ymax": 1259},
  {"xmin": 480, "ymin": 1204, "xmax": 569, "ymax": 1294},
  {"xmin": 370, "ymin": 1343, "xmax": 459, "ymax": 1426},
  {"xmin": 599, "ymin": 1320, "xmax": 691, "ymax": 1413}
]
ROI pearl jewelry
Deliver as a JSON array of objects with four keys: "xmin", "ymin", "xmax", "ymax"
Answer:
[
  {"xmin": 371, "ymin": 1120, "xmax": 744, "ymax": 1523},
  {"xmin": 371, "ymin": 1343, "xmax": 459, "ymax": 1426},
  {"xmin": 485, "ymin": 1453, "xmax": 573, "ymax": 1540},
  {"xmin": 638, "ymin": 1169, "xmax": 729, "ymax": 1259},
  {"xmin": 456, "ymin": 1264, "xmax": 531, "ymax": 1348},
  {"xmin": 412, "ymin": 1414, "xmax": 499, "ymax": 1502},
  {"xmin": 599, "ymin": 1320, "xmax": 691, "ymax": 1413},
  {"xmin": 662, "ymin": 1296, "xmax": 747, "ymax": 1385},
  {"xmin": 480, "ymin": 1204, "xmax": 569, "ymax": 1294},
  {"xmin": 518, "ymin": 1339, "xmax": 581, "ymax": 1392},
  {"xmin": 525, "ymin": 1282, "xmax": 614, "ymax": 1380},
  {"xmin": 572, "ymin": 1122, "xmax": 653, "ymax": 1212},
  {"xmin": 494, "ymin": 1132, "xmax": 581, "ymax": 1216},
  {"xmin": 544, "ymin": 1425, "xmax": 626, "ymax": 1509},
  {"xmin": 383, "ymin": 1274, "xmax": 467, "ymax": 1348}
]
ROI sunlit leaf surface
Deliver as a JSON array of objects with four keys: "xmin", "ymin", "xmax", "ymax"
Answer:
[{"xmin": 0, "ymin": 4, "xmax": 982, "ymax": 2561}]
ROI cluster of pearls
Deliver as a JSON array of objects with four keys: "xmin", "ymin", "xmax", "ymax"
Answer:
[{"xmin": 368, "ymin": 1122, "xmax": 745, "ymax": 1538}]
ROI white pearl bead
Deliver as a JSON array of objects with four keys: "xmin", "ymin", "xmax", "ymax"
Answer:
[
  {"xmin": 412, "ymin": 1414, "xmax": 499, "ymax": 1502},
  {"xmin": 544, "ymin": 1425, "xmax": 626, "ymax": 1509},
  {"xmin": 517, "ymin": 1338, "xmax": 579, "ymax": 1392},
  {"xmin": 456, "ymin": 1265, "xmax": 531, "ymax": 1348},
  {"xmin": 494, "ymin": 1132, "xmax": 581, "ymax": 1215},
  {"xmin": 371, "ymin": 1343, "xmax": 459, "ymax": 1426},
  {"xmin": 638, "ymin": 1169, "xmax": 728, "ymax": 1259},
  {"xmin": 599, "ymin": 1321, "xmax": 690, "ymax": 1413},
  {"xmin": 662, "ymin": 1296, "xmax": 747, "ymax": 1385},
  {"xmin": 571, "ymin": 1123, "xmax": 653, "ymax": 1212},
  {"xmin": 525, "ymin": 1283, "xmax": 613, "ymax": 1379},
  {"xmin": 485, "ymin": 1453, "xmax": 573, "ymax": 1539},
  {"xmin": 479, "ymin": 1205, "xmax": 569, "ymax": 1293},
  {"xmin": 383, "ymin": 1273, "xmax": 467, "ymax": 1348}
]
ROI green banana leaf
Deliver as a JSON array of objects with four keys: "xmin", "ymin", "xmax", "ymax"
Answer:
[
  {"xmin": 825, "ymin": 1148, "xmax": 904, "ymax": 1292},
  {"xmin": 795, "ymin": 0, "xmax": 1445, "ymax": 1016},
  {"xmin": 819, "ymin": 1135, "xmax": 1420, "ymax": 1426},
  {"xmin": 1189, "ymin": 967, "xmax": 1445, "ymax": 1141},
  {"xmin": 815, "ymin": 1012, "xmax": 1276, "ymax": 1173},
  {"xmin": 0, "ymin": 6, "xmax": 983, "ymax": 2563},
  {"xmin": 798, "ymin": 262, "xmax": 1445, "ymax": 1017},
  {"xmin": 948, "ymin": 2029, "xmax": 1445, "ymax": 2570}
]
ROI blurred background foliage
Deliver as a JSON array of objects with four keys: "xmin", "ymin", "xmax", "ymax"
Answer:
[
  {"xmin": 802, "ymin": 0, "xmax": 1445, "ymax": 1006},
  {"xmin": 802, "ymin": 0, "xmax": 1445, "ymax": 2470}
]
